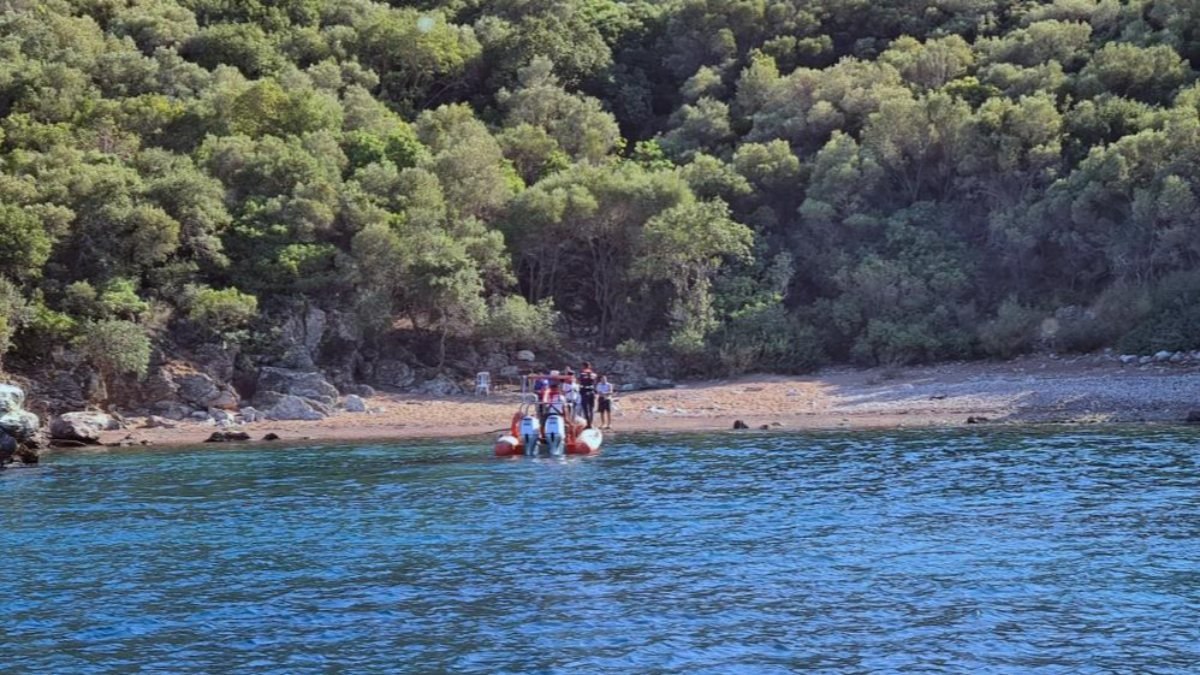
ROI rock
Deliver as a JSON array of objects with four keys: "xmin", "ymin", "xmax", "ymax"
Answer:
[
  {"xmin": 49, "ymin": 411, "xmax": 116, "ymax": 445},
  {"xmin": 1119, "ymin": 354, "xmax": 1138, "ymax": 365},
  {"xmin": 643, "ymin": 377, "xmax": 675, "ymax": 389},
  {"xmin": 758, "ymin": 424, "xmax": 771, "ymax": 430},
  {"xmin": 1170, "ymin": 351, "xmax": 1186, "ymax": 363},
  {"xmin": 209, "ymin": 408, "xmax": 235, "ymax": 424},
  {"xmin": 1154, "ymin": 350, "xmax": 1173, "ymax": 362},
  {"xmin": 262, "ymin": 432, "xmax": 281, "ymax": 441},
  {"xmin": 516, "ymin": 350, "xmax": 536, "ymax": 362},
  {"xmin": 189, "ymin": 411, "xmax": 212, "ymax": 422},
  {"xmin": 413, "ymin": 375, "xmax": 463, "ymax": 397},
  {"xmin": 277, "ymin": 305, "xmax": 327, "ymax": 369},
  {"xmin": 239, "ymin": 406, "xmax": 263, "ymax": 423},
  {"xmin": 343, "ymin": 394, "xmax": 367, "ymax": 412},
  {"xmin": 646, "ymin": 406, "xmax": 668, "ymax": 414},
  {"xmin": 966, "ymin": 416, "xmax": 990, "ymax": 424},
  {"xmin": 205, "ymin": 431, "xmax": 251, "ymax": 443},
  {"xmin": 1139, "ymin": 356, "xmax": 1154, "ymax": 365},
  {"xmin": 255, "ymin": 367, "xmax": 339, "ymax": 406},
  {"xmin": 1185, "ymin": 410, "xmax": 1200, "ymax": 424},
  {"xmin": 142, "ymin": 416, "xmax": 176, "ymax": 429},
  {"xmin": 499, "ymin": 365, "xmax": 521, "ymax": 379},
  {"xmin": 265, "ymin": 394, "xmax": 327, "ymax": 421},
  {"xmin": 733, "ymin": 420, "xmax": 749, "ymax": 430},
  {"xmin": 176, "ymin": 372, "xmax": 220, "ymax": 407},
  {"xmin": 372, "ymin": 360, "xmax": 416, "ymax": 389},
  {"xmin": 347, "ymin": 384, "xmax": 376, "ymax": 398}
]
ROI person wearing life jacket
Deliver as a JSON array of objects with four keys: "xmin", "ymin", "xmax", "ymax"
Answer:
[
  {"xmin": 533, "ymin": 374, "xmax": 551, "ymax": 419},
  {"xmin": 577, "ymin": 361, "xmax": 597, "ymax": 428}
]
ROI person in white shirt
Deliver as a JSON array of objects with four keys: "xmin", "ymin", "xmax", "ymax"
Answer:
[{"xmin": 595, "ymin": 375, "xmax": 614, "ymax": 429}]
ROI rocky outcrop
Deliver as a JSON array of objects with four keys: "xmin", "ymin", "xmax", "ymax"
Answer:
[{"xmin": 176, "ymin": 371, "xmax": 240, "ymax": 410}]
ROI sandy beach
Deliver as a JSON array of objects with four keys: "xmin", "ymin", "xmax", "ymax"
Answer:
[{"xmin": 81, "ymin": 353, "xmax": 1200, "ymax": 448}]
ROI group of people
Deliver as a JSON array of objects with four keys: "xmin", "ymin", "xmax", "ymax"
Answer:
[{"xmin": 532, "ymin": 361, "xmax": 615, "ymax": 429}]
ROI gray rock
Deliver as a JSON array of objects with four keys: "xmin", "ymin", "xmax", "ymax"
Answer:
[
  {"xmin": 1119, "ymin": 354, "xmax": 1138, "ymax": 365},
  {"xmin": 413, "ymin": 375, "xmax": 463, "ymax": 397},
  {"xmin": 189, "ymin": 411, "xmax": 212, "ymax": 422},
  {"xmin": 142, "ymin": 416, "xmax": 176, "ymax": 429},
  {"xmin": 1170, "ymin": 351, "xmax": 1186, "ymax": 363},
  {"xmin": 1139, "ymin": 356, "xmax": 1154, "ymax": 365},
  {"xmin": 347, "ymin": 384, "xmax": 376, "ymax": 398},
  {"xmin": 373, "ymin": 360, "xmax": 415, "ymax": 389},
  {"xmin": 516, "ymin": 350, "xmax": 535, "ymax": 362},
  {"xmin": 484, "ymin": 352, "xmax": 509, "ymax": 371},
  {"xmin": 255, "ymin": 367, "xmax": 339, "ymax": 406},
  {"xmin": 643, "ymin": 377, "xmax": 675, "ymax": 389},
  {"xmin": 499, "ymin": 365, "xmax": 521, "ymax": 379},
  {"xmin": 239, "ymin": 406, "xmax": 262, "ymax": 423},
  {"xmin": 266, "ymin": 395, "xmax": 327, "ymax": 421},
  {"xmin": 205, "ymin": 431, "xmax": 251, "ymax": 443},
  {"xmin": 343, "ymin": 394, "xmax": 367, "ymax": 412},
  {"xmin": 0, "ymin": 383, "xmax": 27, "ymax": 413},
  {"xmin": 1154, "ymin": 350, "xmax": 1174, "ymax": 362},
  {"xmin": 50, "ymin": 411, "xmax": 117, "ymax": 445},
  {"xmin": 209, "ymin": 408, "xmax": 234, "ymax": 424},
  {"xmin": 176, "ymin": 372, "xmax": 221, "ymax": 408}
]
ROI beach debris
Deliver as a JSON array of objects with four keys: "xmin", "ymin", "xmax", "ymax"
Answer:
[
  {"xmin": 205, "ymin": 431, "xmax": 251, "ymax": 443},
  {"xmin": 732, "ymin": 420, "xmax": 749, "ymax": 429},
  {"xmin": 646, "ymin": 406, "xmax": 668, "ymax": 415},
  {"xmin": 262, "ymin": 433, "xmax": 281, "ymax": 441},
  {"xmin": 966, "ymin": 416, "xmax": 990, "ymax": 424},
  {"xmin": 343, "ymin": 394, "xmax": 367, "ymax": 412}
]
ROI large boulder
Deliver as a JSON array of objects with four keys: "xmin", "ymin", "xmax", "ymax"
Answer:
[
  {"xmin": 413, "ymin": 374, "xmax": 464, "ymax": 396},
  {"xmin": 175, "ymin": 371, "xmax": 239, "ymax": 410},
  {"xmin": 372, "ymin": 360, "xmax": 416, "ymax": 389},
  {"xmin": 265, "ymin": 395, "xmax": 328, "ymax": 421},
  {"xmin": 255, "ymin": 367, "xmax": 339, "ymax": 406},
  {"xmin": 49, "ymin": 411, "xmax": 119, "ymax": 445},
  {"xmin": 0, "ymin": 384, "xmax": 42, "ymax": 464},
  {"xmin": 343, "ymin": 394, "xmax": 367, "ymax": 412}
]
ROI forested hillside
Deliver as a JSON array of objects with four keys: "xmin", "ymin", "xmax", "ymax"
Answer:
[{"xmin": 3, "ymin": 0, "xmax": 1200, "ymax": 396}]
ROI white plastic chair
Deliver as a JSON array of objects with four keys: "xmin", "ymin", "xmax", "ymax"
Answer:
[{"xmin": 475, "ymin": 372, "xmax": 490, "ymax": 396}]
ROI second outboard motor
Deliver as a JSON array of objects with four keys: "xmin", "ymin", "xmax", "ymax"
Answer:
[
  {"xmin": 544, "ymin": 414, "xmax": 566, "ymax": 456},
  {"xmin": 518, "ymin": 415, "xmax": 540, "ymax": 456}
]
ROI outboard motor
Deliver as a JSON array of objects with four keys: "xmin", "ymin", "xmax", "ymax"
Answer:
[
  {"xmin": 544, "ymin": 414, "xmax": 566, "ymax": 457},
  {"xmin": 518, "ymin": 415, "xmax": 540, "ymax": 456}
]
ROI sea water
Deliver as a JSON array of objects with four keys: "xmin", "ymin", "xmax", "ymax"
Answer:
[{"xmin": 3, "ymin": 429, "xmax": 1198, "ymax": 672}]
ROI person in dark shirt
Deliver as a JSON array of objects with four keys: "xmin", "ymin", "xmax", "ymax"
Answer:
[{"xmin": 577, "ymin": 361, "xmax": 597, "ymax": 428}]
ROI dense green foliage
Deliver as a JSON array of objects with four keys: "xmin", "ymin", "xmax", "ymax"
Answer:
[{"xmin": 4, "ymin": 0, "xmax": 1200, "ymax": 382}]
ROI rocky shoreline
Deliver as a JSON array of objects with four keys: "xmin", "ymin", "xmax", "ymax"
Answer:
[{"xmin": 2, "ymin": 352, "xmax": 1193, "ymax": 455}]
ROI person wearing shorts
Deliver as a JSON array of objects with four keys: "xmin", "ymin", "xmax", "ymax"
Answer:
[{"xmin": 596, "ymin": 375, "xmax": 613, "ymax": 429}]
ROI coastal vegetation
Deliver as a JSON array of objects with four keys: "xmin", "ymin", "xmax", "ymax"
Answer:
[{"xmin": 4, "ymin": 0, "xmax": 1200, "ymax": 396}]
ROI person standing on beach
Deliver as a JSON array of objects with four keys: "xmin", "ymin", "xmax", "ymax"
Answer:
[
  {"xmin": 577, "ymin": 362, "xmax": 597, "ymax": 428},
  {"xmin": 596, "ymin": 375, "xmax": 614, "ymax": 429}
]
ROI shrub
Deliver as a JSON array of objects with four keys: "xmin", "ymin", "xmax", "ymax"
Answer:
[
  {"xmin": 186, "ymin": 286, "xmax": 259, "ymax": 332},
  {"xmin": 75, "ymin": 320, "xmax": 152, "ymax": 382},
  {"xmin": 476, "ymin": 296, "xmax": 561, "ymax": 349},
  {"xmin": 978, "ymin": 298, "xmax": 1041, "ymax": 358},
  {"xmin": 711, "ymin": 301, "xmax": 824, "ymax": 375},
  {"xmin": 615, "ymin": 338, "xmax": 648, "ymax": 359}
]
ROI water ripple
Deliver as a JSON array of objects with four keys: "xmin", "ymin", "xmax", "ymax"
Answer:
[{"xmin": 4, "ymin": 428, "xmax": 1200, "ymax": 672}]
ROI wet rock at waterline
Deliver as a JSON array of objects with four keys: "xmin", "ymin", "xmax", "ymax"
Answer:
[{"xmin": 0, "ymin": 384, "xmax": 43, "ymax": 466}]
